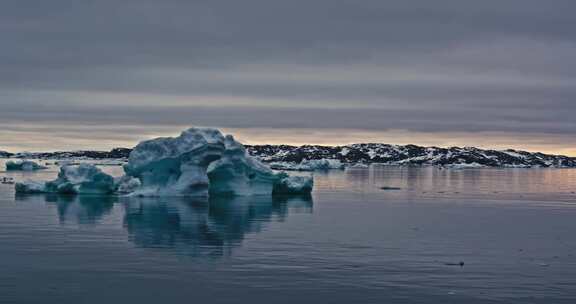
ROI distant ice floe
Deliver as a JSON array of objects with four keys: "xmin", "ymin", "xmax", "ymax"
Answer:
[
  {"xmin": 93, "ymin": 160, "xmax": 126, "ymax": 166},
  {"xmin": 16, "ymin": 163, "xmax": 116, "ymax": 194},
  {"xmin": 54, "ymin": 160, "xmax": 81, "ymax": 166},
  {"xmin": 5, "ymin": 160, "xmax": 48, "ymax": 171},
  {"xmin": 272, "ymin": 174, "xmax": 314, "ymax": 194},
  {"xmin": 270, "ymin": 159, "xmax": 345, "ymax": 171},
  {"xmin": 442, "ymin": 162, "xmax": 485, "ymax": 169},
  {"xmin": 14, "ymin": 180, "xmax": 47, "ymax": 193},
  {"xmin": 16, "ymin": 128, "xmax": 313, "ymax": 197},
  {"xmin": 348, "ymin": 163, "xmax": 369, "ymax": 169}
]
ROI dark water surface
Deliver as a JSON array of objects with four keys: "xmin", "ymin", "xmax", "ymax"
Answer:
[{"xmin": 1, "ymin": 161, "xmax": 576, "ymax": 303}]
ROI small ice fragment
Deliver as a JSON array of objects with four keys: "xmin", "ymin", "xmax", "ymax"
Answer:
[
  {"xmin": 6, "ymin": 160, "xmax": 47, "ymax": 171},
  {"xmin": 15, "ymin": 164, "xmax": 116, "ymax": 194}
]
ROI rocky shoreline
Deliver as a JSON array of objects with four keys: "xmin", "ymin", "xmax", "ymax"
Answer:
[{"xmin": 2, "ymin": 143, "xmax": 576, "ymax": 168}]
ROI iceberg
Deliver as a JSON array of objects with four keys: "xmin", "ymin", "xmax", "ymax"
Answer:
[
  {"xmin": 123, "ymin": 128, "xmax": 227, "ymax": 196},
  {"xmin": 272, "ymin": 174, "xmax": 314, "ymax": 195},
  {"xmin": 14, "ymin": 128, "xmax": 314, "ymax": 197},
  {"xmin": 207, "ymin": 135, "xmax": 280, "ymax": 196},
  {"xmin": 6, "ymin": 160, "xmax": 47, "ymax": 171},
  {"xmin": 14, "ymin": 180, "xmax": 46, "ymax": 193},
  {"xmin": 15, "ymin": 164, "xmax": 116, "ymax": 194},
  {"xmin": 123, "ymin": 128, "xmax": 313, "ymax": 197}
]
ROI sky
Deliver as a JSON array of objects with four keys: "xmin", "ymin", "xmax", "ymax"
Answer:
[{"xmin": 2, "ymin": 0, "xmax": 576, "ymax": 155}]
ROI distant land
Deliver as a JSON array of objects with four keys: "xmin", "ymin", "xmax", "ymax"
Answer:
[
  {"xmin": 2, "ymin": 144, "xmax": 576, "ymax": 168},
  {"xmin": 0, "ymin": 148, "xmax": 131, "ymax": 160}
]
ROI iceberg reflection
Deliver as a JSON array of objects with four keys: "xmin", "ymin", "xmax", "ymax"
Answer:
[
  {"xmin": 15, "ymin": 193, "xmax": 116, "ymax": 225},
  {"xmin": 14, "ymin": 192, "xmax": 313, "ymax": 257},
  {"xmin": 123, "ymin": 195, "xmax": 313, "ymax": 257}
]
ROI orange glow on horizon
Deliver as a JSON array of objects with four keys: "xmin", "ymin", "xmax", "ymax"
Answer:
[{"xmin": 0, "ymin": 124, "xmax": 574, "ymax": 156}]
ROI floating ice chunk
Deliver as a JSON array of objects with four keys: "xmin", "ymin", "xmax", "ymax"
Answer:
[
  {"xmin": 14, "ymin": 180, "xmax": 46, "ymax": 193},
  {"xmin": 444, "ymin": 162, "xmax": 485, "ymax": 169},
  {"xmin": 272, "ymin": 174, "xmax": 314, "ymax": 195},
  {"xmin": 15, "ymin": 164, "xmax": 116, "ymax": 194},
  {"xmin": 94, "ymin": 160, "xmax": 126, "ymax": 166},
  {"xmin": 47, "ymin": 164, "xmax": 117, "ymax": 194},
  {"xmin": 123, "ymin": 128, "xmax": 227, "ymax": 196},
  {"xmin": 300, "ymin": 159, "xmax": 345, "ymax": 170},
  {"xmin": 207, "ymin": 135, "xmax": 279, "ymax": 196},
  {"xmin": 348, "ymin": 163, "xmax": 369, "ymax": 169},
  {"xmin": 269, "ymin": 162, "xmax": 301, "ymax": 171},
  {"xmin": 115, "ymin": 176, "xmax": 142, "ymax": 194},
  {"xmin": 6, "ymin": 160, "xmax": 47, "ymax": 171},
  {"xmin": 123, "ymin": 128, "xmax": 311, "ymax": 197},
  {"xmin": 269, "ymin": 159, "xmax": 345, "ymax": 171},
  {"xmin": 54, "ymin": 160, "xmax": 81, "ymax": 166}
]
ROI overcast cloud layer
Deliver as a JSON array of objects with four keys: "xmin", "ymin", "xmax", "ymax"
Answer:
[{"xmin": 1, "ymin": 0, "xmax": 575, "ymax": 154}]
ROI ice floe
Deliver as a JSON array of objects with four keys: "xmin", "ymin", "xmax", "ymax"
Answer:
[
  {"xmin": 6, "ymin": 160, "xmax": 47, "ymax": 171},
  {"xmin": 16, "ymin": 163, "xmax": 116, "ymax": 194},
  {"xmin": 270, "ymin": 159, "xmax": 345, "ymax": 171},
  {"xmin": 272, "ymin": 174, "xmax": 314, "ymax": 195}
]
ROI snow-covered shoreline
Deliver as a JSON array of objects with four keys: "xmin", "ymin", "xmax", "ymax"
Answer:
[
  {"xmin": 3, "ymin": 143, "xmax": 576, "ymax": 169},
  {"xmin": 248, "ymin": 144, "xmax": 576, "ymax": 168}
]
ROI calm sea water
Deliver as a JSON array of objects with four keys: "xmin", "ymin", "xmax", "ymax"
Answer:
[{"xmin": 1, "ymin": 160, "xmax": 576, "ymax": 303}]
